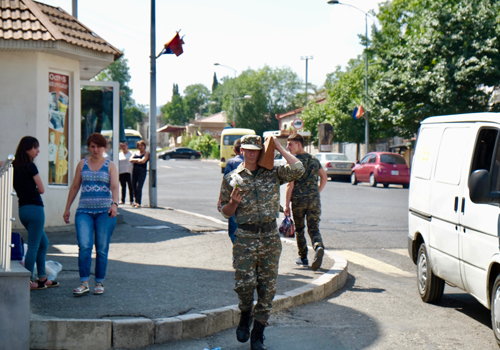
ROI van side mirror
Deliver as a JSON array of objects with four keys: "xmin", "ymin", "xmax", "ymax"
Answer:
[{"xmin": 469, "ymin": 169, "xmax": 500, "ymax": 204}]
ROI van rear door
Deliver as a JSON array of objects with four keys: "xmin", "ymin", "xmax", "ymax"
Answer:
[
  {"xmin": 428, "ymin": 125, "xmax": 472, "ymax": 289},
  {"xmin": 459, "ymin": 125, "xmax": 500, "ymax": 305}
]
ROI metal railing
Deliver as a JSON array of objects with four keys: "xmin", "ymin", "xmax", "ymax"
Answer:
[{"xmin": 0, "ymin": 155, "xmax": 15, "ymax": 271}]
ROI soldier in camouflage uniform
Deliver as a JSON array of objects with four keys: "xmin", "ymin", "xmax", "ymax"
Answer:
[
  {"xmin": 220, "ymin": 135, "xmax": 304, "ymax": 350},
  {"xmin": 284, "ymin": 133, "xmax": 328, "ymax": 271}
]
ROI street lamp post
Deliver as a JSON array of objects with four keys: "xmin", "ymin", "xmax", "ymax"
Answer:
[
  {"xmin": 301, "ymin": 56, "xmax": 313, "ymax": 105},
  {"xmin": 214, "ymin": 63, "xmax": 237, "ymax": 125},
  {"xmin": 328, "ymin": 0, "xmax": 370, "ymax": 155}
]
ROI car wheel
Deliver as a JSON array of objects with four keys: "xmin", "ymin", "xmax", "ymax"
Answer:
[
  {"xmin": 491, "ymin": 274, "xmax": 500, "ymax": 345},
  {"xmin": 350, "ymin": 172, "xmax": 357, "ymax": 185},
  {"xmin": 383, "ymin": 184, "xmax": 389, "ymax": 188},
  {"xmin": 190, "ymin": 155, "xmax": 195, "ymax": 160},
  {"xmin": 165, "ymin": 155, "xmax": 170, "ymax": 160},
  {"xmin": 417, "ymin": 243, "xmax": 444, "ymax": 303},
  {"xmin": 403, "ymin": 183, "xmax": 409, "ymax": 189},
  {"xmin": 369, "ymin": 173, "xmax": 377, "ymax": 187}
]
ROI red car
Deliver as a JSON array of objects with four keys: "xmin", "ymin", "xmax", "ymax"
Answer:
[{"xmin": 351, "ymin": 152, "xmax": 410, "ymax": 188}]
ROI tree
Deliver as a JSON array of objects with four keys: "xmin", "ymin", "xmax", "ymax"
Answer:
[
  {"xmin": 95, "ymin": 54, "xmax": 134, "ymax": 108},
  {"xmin": 371, "ymin": 0, "xmax": 500, "ymax": 138},
  {"xmin": 183, "ymin": 84, "xmax": 211, "ymax": 119},
  {"xmin": 161, "ymin": 84, "xmax": 188, "ymax": 125},
  {"xmin": 124, "ymin": 105, "xmax": 147, "ymax": 129},
  {"xmin": 212, "ymin": 72, "xmax": 219, "ymax": 93}
]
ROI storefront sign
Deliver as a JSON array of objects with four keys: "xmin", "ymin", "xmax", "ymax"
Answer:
[{"xmin": 48, "ymin": 72, "xmax": 69, "ymax": 185}]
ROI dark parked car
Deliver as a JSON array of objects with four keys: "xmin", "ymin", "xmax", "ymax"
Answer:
[
  {"xmin": 351, "ymin": 152, "xmax": 410, "ymax": 188},
  {"xmin": 158, "ymin": 147, "xmax": 201, "ymax": 160}
]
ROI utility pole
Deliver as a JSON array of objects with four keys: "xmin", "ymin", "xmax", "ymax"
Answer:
[
  {"xmin": 301, "ymin": 56, "xmax": 313, "ymax": 105},
  {"xmin": 72, "ymin": 0, "xmax": 77, "ymax": 18},
  {"xmin": 149, "ymin": 0, "xmax": 157, "ymax": 207}
]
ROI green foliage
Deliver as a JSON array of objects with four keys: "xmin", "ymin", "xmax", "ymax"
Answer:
[
  {"xmin": 371, "ymin": 0, "xmax": 500, "ymax": 138},
  {"xmin": 188, "ymin": 133, "xmax": 219, "ymax": 158},
  {"xmin": 161, "ymin": 84, "xmax": 188, "ymax": 125},
  {"xmin": 183, "ymin": 84, "xmax": 211, "ymax": 119},
  {"xmin": 95, "ymin": 54, "xmax": 134, "ymax": 108},
  {"xmin": 212, "ymin": 72, "xmax": 219, "ymax": 93},
  {"xmin": 123, "ymin": 105, "xmax": 147, "ymax": 129}
]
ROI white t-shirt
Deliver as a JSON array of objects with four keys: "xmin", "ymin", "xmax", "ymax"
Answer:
[{"xmin": 119, "ymin": 151, "xmax": 133, "ymax": 174}]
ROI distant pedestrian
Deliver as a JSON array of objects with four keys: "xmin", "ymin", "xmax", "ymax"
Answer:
[
  {"xmin": 118, "ymin": 142, "xmax": 134, "ymax": 205},
  {"xmin": 217, "ymin": 138, "xmax": 244, "ymax": 243},
  {"xmin": 284, "ymin": 133, "xmax": 327, "ymax": 271},
  {"xmin": 130, "ymin": 140, "xmax": 149, "ymax": 208},
  {"xmin": 63, "ymin": 133, "xmax": 119, "ymax": 296},
  {"xmin": 219, "ymin": 135, "xmax": 304, "ymax": 350},
  {"xmin": 13, "ymin": 136, "xmax": 59, "ymax": 290}
]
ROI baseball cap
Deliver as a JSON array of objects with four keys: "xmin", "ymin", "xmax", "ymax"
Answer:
[{"xmin": 240, "ymin": 135, "xmax": 263, "ymax": 150}]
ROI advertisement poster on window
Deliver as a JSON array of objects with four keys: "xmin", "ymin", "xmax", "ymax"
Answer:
[{"xmin": 48, "ymin": 72, "xmax": 69, "ymax": 186}]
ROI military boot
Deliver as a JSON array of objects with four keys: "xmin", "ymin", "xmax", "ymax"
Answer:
[
  {"xmin": 250, "ymin": 320, "xmax": 267, "ymax": 350},
  {"xmin": 236, "ymin": 310, "xmax": 253, "ymax": 342}
]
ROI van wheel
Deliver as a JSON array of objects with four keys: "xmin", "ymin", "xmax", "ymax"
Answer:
[
  {"xmin": 491, "ymin": 275, "xmax": 500, "ymax": 345},
  {"xmin": 417, "ymin": 243, "xmax": 444, "ymax": 303},
  {"xmin": 369, "ymin": 173, "xmax": 377, "ymax": 187},
  {"xmin": 351, "ymin": 172, "xmax": 357, "ymax": 185},
  {"xmin": 221, "ymin": 167, "xmax": 225, "ymax": 174}
]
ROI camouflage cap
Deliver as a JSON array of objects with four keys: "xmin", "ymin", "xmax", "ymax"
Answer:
[{"xmin": 240, "ymin": 135, "xmax": 263, "ymax": 150}]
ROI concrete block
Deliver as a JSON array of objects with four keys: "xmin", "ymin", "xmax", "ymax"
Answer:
[
  {"xmin": 112, "ymin": 318, "xmax": 154, "ymax": 349},
  {"xmin": 30, "ymin": 318, "xmax": 112, "ymax": 350},
  {"xmin": 154, "ymin": 317, "xmax": 182, "ymax": 344},
  {"xmin": 201, "ymin": 307, "xmax": 234, "ymax": 335},
  {"xmin": 324, "ymin": 273, "xmax": 337, "ymax": 297},
  {"xmin": 177, "ymin": 313, "xmax": 208, "ymax": 339},
  {"xmin": 311, "ymin": 282, "xmax": 325, "ymax": 301},
  {"xmin": 271, "ymin": 294, "xmax": 292, "ymax": 313},
  {"xmin": 226, "ymin": 304, "xmax": 241, "ymax": 326},
  {"xmin": 0, "ymin": 264, "xmax": 30, "ymax": 350},
  {"xmin": 284, "ymin": 289, "xmax": 303, "ymax": 307}
]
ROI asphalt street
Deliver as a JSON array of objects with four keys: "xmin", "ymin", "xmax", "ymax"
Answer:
[{"xmin": 140, "ymin": 159, "xmax": 499, "ymax": 350}]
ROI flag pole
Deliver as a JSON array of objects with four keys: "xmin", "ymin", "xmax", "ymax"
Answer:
[{"xmin": 149, "ymin": 0, "xmax": 157, "ymax": 207}]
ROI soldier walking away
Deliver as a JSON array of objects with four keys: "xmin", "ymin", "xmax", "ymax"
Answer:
[
  {"xmin": 284, "ymin": 133, "xmax": 328, "ymax": 271},
  {"xmin": 219, "ymin": 135, "xmax": 304, "ymax": 350}
]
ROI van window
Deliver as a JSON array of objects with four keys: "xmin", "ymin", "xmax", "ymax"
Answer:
[
  {"xmin": 434, "ymin": 127, "xmax": 469, "ymax": 185},
  {"xmin": 470, "ymin": 128, "xmax": 500, "ymax": 192},
  {"xmin": 224, "ymin": 135, "xmax": 243, "ymax": 146},
  {"xmin": 413, "ymin": 127, "xmax": 441, "ymax": 180}
]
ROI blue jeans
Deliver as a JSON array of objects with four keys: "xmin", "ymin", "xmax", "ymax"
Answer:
[
  {"xmin": 19, "ymin": 205, "xmax": 48, "ymax": 280},
  {"xmin": 228, "ymin": 215, "xmax": 237, "ymax": 243},
  {"xmin": 75, "ymin": 212, "xmax": 116, "ymax": 283}
]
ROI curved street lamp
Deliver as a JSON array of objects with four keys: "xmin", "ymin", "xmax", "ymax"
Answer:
[{"xmin": 328, "ymin": 0, "xmax": 371, "ymax": 154}]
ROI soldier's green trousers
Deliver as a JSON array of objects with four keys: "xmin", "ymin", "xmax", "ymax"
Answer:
[
  {"xmin": 292, "ymin": 196, "xmax": 324, "ymax": 259},
  {"xmin": 233, "ymin": 234, "xmax": 282, "ymax": 326}
]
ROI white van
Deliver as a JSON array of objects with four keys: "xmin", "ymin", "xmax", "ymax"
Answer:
[{"xmin": 408, "ymin": 113, "xmax": 500, "ymax": 345}]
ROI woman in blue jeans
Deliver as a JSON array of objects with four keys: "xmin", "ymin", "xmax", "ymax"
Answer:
[
  {"xmin": 13, "ymin": 136, "xmax": 59, "ymax": 290},
  {"xmin": 63, "ymin": 133, "xmax": 119, "ymax": 296}
]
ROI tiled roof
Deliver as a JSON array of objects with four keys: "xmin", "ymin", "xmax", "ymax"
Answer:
[{"xmin": 0, "ymin": 0, "xmax": 121, "ymax": 59}]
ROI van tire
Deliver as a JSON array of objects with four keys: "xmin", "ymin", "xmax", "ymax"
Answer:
[
  {"xmin": 369, "ymin": 173, "xmax": 377, "ymax": 187},
  {"xmin": 351, "ymin": 172, "xmax": 357, "ymax": 185},
  {"xmin": 221, "ymin": 167, "xmax": 225, "ymax": 174},
  {"xmin": 417, "ymin": 243, "xmax": 444, "ymax": 303},
  {"xmin": 491, "ymin": 275, "xmax": 500, "ymax": 345}
]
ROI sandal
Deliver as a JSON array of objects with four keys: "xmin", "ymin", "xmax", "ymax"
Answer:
[
  {"xmin": 30, "ymin": 280, "xmax": 47, "ymax": 290},
  {"xmin": 39, "ymin": 277, "xmax": 60, "ymax": 288},
  {"xmin": 94, "ymin": 282, "xmax": 104, "ymax": 295},
  {"xmin": 73, "ymin": 282, "xmax": 89, "ymax": 296}
]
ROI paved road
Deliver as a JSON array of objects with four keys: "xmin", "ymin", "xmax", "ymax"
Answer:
[{"xmin": 141, "ymin": 159, "xmax": 497, "ymax": 349}]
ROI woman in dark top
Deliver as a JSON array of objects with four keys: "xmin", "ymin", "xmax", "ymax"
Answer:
[
  {"xmin": 130, "ymin": 140, "xmax": 149, "ymax": 208},
  {"xmin": 13, "ymin": 136, "xmax": 59, "ymax": 290}
]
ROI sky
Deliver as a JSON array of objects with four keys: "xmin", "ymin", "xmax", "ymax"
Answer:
[{"xmin": 41, "ymin": 0, "xmax": 382, "ymax": 107}]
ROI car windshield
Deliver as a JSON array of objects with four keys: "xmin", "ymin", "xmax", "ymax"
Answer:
[
  {"xmin": 324, "ymin": 154, "xmax": 348, "ymax": 161},
  {"xmin": 126, "ymin": 136, "xmax": 142, "ymax": 149},
  {"xmin": 380, "ymin": 154, "xmax": 406, "ymax": 165}
]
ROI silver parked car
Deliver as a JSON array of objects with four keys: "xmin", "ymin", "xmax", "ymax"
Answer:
[{"xmin": 315, "ymin": 153, "xmax": 355, "ymax": 180}]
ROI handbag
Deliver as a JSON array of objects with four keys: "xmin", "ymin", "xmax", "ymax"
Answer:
[
  {"xmin": 11, "ymin": 232, "xmax": 24, "ymax": 260},
  {"xmin": 279, "ymin": 216, "xmax": 295, "ymax": 238}
]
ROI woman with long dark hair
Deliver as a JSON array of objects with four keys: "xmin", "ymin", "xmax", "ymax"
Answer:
[{"xmin": 13, "ymin": 136, "xmax": 59, "ymax": 290}]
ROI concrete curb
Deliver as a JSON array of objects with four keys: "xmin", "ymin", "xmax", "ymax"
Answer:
[{"xmin": 30, "ymin": 218, "xmax": 348, "ymax": 349}]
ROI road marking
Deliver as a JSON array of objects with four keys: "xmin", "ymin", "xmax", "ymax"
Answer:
[
  {"xmin": 386, "ymin": 248, "xmax": 409, "ymax": 257},
  {"xmin": 161, "ymin": 165, "xmax": 172, "ymax": 169},
  {"xmin": 335, "ymin": 250, "xmax": 414, "ymax": 277}
]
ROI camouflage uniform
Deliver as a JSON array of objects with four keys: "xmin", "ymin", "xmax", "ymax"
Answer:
[
  {"xmin": 220, "ymin": 136, "xmax": 304, "ymax": 326},
  {"xmin": 291, "ymin": 153, "xmax": 325, "ymax": 259}
]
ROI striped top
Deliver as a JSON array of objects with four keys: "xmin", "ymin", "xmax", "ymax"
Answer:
[{"xmin": 77, "ymin": 159, "xmax": 112, "ymax": 214}]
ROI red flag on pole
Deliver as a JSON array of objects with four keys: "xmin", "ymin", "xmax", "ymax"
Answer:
[{"xmin": 158, "ymin": 32, "xmax": 184, "ymax": 57}]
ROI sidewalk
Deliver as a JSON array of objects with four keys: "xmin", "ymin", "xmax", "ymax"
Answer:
[{"xmin": 27, "ymin": 206, "xmax": 347, "ymax": 349}]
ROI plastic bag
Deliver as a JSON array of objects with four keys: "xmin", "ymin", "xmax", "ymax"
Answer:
[
  {"xmin": 279, "ymin": 216, "xmax": 295, "ymax": 238},
  {"xmin": 32, "ymin": 260, "xmax": 63, "ymax": 281}
]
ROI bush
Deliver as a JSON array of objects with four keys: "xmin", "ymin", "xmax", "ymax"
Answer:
[{"xmin": 188, "ymin": 133, "xmax": 219, "ymax": 158}]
